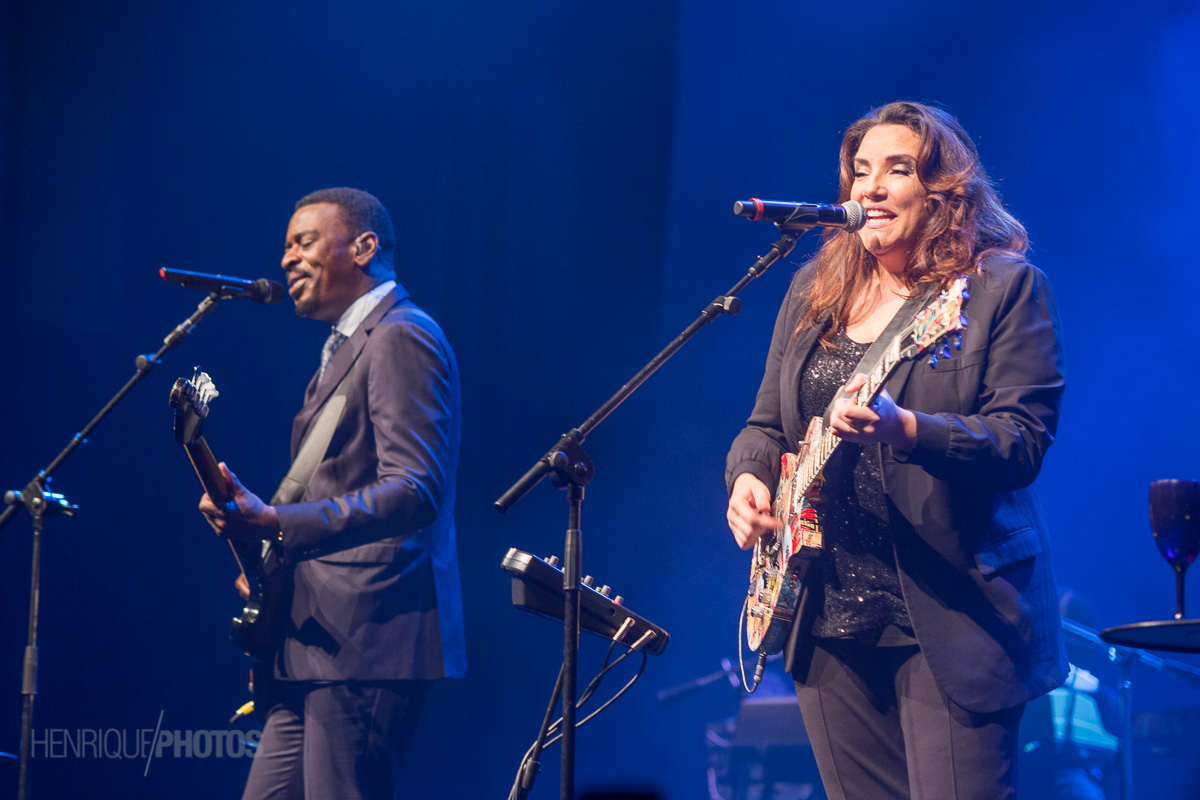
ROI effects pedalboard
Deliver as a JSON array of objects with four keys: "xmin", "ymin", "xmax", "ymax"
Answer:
[{"xmin": 500, "ymin": 547, "xmax": 670, "ymax": 656}]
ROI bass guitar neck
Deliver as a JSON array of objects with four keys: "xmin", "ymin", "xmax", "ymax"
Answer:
[{"xmin": 184, "ymin": 437, "xmax": 232, "ymax": 504}]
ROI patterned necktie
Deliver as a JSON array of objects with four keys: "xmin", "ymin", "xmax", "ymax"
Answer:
[{"xmin": 318, "ymin": 329, "xmax": 348, "ymax": 384}]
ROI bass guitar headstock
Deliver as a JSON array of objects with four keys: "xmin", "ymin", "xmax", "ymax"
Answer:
[{"xmin": 170, "ymin": 369, "xmax": 220, "ymax": 446}]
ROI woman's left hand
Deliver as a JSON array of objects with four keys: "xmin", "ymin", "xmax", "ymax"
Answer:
[{"xmin": 829, "ymin": 373, "xmax": 917, "ymax": 451}]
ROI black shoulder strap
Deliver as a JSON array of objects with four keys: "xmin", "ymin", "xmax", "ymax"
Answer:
[
  {"xmin": 856, "ymin": 283, "xmax": 938, "ymax": 371},
  {"xmin": 821, "ymin": 282, "xmax": 939, "ymax": 420}
]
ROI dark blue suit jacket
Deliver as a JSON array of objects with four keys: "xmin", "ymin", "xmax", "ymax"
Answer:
[
  {"xmin": 727, "ymin": 255, "xmax": 1067, "ymax": 713},
  {"xmin": 274, "ymin": 286, "xmax": 466, "ymax": 682}
]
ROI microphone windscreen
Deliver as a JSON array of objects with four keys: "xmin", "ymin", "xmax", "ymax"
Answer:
[
  {"xmin": 253, "ymin": 279, "xmax": 287, "ymax": 305},
  {"xmin": 842, "ymin": 200, "xmax": 866, "ymax": 233}
]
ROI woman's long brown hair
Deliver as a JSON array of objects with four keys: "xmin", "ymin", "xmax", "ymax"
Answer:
[{"xmin": 797, "ymin": 101, "xmax": 1028, "ymax": 342}]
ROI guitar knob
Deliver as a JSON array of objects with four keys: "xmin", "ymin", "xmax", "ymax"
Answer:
[
  {"xmin": 582, "ymin": 575, "xmax": 594, "ymax": 587},
  {"xmin": 546, "ymin": 555, "xmax": 559, "ymax": 567},
  {"xmin": 599, "ymin": 585, "xmax": 612, "ymax": 596},
  {"xmin": 613, "ymin": 595, "xmax": 624, "ymax": 605}
]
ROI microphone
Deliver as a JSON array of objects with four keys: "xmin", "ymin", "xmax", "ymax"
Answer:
[
  {"xmin": 733, "ymin": 199, "xmax": 866, "ymax": 232},
  {"xmin": 160, "ymin": 267, "xmax": 286, "ymax": 305}
]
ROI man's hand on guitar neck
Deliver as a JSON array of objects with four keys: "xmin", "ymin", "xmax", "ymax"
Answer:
[
  {"xmin": 198, "ymin": 462, "xmax": 282, "ymax": 545},
  {"xmin": 727, "ymin": 472, "xmax": 783, "ymax": 550}
]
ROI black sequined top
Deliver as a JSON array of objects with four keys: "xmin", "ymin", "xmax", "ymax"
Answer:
[{"xmin": 799, "ymin": 327, "xmax": 914, "ymax": 646}]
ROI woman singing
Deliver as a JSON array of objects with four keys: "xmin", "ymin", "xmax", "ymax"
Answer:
[{"xmin": 725, "ymin": 101, "xmax": 1067, "ymax": 799}]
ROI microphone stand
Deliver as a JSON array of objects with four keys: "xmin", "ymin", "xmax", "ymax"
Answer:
[
  {"xmin": 655, "ymin": 657, "xmax": 742, "ymax": 705},
  {"xmin": 0, "ymin": 289, "xmax": 236, "ymax": 800},
  {"xmin": 495, "ymin": 227, "xmax": 809, "ymax": 800}
]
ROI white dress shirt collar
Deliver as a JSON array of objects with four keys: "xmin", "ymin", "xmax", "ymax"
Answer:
[{"xmin": 333, "ymin": 280, "xmax": 396, "ymax": 338}]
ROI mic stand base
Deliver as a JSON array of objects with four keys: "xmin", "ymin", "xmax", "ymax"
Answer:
[
  {"xmin": 16, "ymin": 495, "xmax": 42, "ymax": 800},
  {"xmin": 9, "ymin": 481, "xmax": 74, "ymax": 800},
  {"xmin": 560, "ymin": 484, "xmax": 583, "ymax": 800}
]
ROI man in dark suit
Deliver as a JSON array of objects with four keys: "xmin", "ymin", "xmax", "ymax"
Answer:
[{"xmin": 200, "ymin": 187, "xmax": 465, "ymax": 800}]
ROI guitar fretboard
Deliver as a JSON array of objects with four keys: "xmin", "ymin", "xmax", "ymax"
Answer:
[{"xmin": 789, "ymin": 338, "xmax": 903, "ymax": 500}]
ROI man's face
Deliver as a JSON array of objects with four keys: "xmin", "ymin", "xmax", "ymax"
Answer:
[{"xmin": 281, "ymin": 202, "xmax": 364, "ymax": 323}]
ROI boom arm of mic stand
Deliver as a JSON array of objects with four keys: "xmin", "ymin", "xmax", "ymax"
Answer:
[
  {"xmin": 0, "ymin": 291, "xmax": 225, "ymax": 533},
  {"xmin": 494, "ymin": 230, "xmax": 800, "ymax": 513}
]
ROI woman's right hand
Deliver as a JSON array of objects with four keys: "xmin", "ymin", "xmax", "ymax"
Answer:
[{"xmin": 726, "ymin": 472, "xmax": 782, "ymax": 550}]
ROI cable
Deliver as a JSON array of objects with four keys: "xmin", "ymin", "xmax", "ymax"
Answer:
[
  {"xmin": 541, "ymin": 651, "xmax": 648, "ymax": 746},
  {"xmin": 510, "ymin": 665, "xmax": 565, "ymax": 800},
  {"xmin": 508, "ymin": 643, "xmax": 649, "ymax": 799},
  {"xmin": 737, "ymin": 596, "xmax": 766, "ymax": 693},
  {"xmin": 573, "ymin": 637, "xmax": 622, "ymax": 711},
  {"xmin": 509, "ymin": 643, "xmax": 626, "ymax": 800}
]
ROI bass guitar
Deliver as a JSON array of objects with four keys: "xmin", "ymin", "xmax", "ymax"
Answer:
[
  {"xmin": 744, "ymin": 277, "xmax": 969, "ymax": 660},
  {"xmin": 169, "ymin": 370, "xmax": 285, "ymax": 680}
]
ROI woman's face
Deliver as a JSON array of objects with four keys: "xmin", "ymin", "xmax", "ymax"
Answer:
[{"xmin": 850, "ymin": 124, "xmax": 931, "ymax": 274}]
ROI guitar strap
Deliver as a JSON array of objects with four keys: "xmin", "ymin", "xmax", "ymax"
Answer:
[
  {"xmin": 269, "ymin": 357, "xmax": 361, "ymax": 507},
  {"xmin": 832, "ymin": 281, "xmax": 941, "ymax": 417},
  {"xmin": 270, "ymin": 303, "xmax": 434, "ymax": 506}
]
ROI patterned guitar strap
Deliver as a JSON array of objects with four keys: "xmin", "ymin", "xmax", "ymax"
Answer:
[{"xmin": 841, "ymin": 281, "xmax": 941, "ymax": 406}]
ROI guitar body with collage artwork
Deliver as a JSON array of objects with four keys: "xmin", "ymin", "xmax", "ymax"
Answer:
[{"xmin": 743, "ymin": 277, "xmax": 970, "ymax": 680}]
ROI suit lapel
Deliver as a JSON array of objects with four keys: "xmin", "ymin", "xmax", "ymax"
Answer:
[
  {"xmin": 886, "ymin": 356, "xmax": 920, "ymax": 407},
  {"xmin": 289, "ymin": 286, "xmax": 410, "ymax": 456}
]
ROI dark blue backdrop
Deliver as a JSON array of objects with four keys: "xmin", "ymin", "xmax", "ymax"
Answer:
[{"xmin": 2, "ymin": 1, "xmax": 1198, "ymax": 797}]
